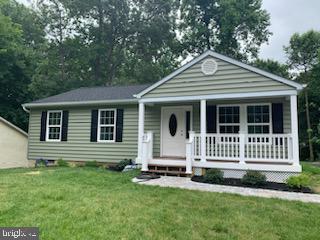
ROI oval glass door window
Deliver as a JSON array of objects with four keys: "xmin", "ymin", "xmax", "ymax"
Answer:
[{"xmin": 169, "ymin": 114, "xmax": 177, "ymax": 136}]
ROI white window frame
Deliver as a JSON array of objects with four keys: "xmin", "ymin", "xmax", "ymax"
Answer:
[
  {"xmin": 46, "ymin": 110, "xmax": 63, "ymax": 142},
  {"xmin": 246, "ymin": 103, "xmax": 272, "ymax": 135},
  {"xmin": 216, "ymin": 103, "xmax": 273, "ymax": 135},
  {"xmin": 217, "ymin": 105, "xmax": 241, "ymax": 134},
  {"xmin": 97, "ymin": 109, "xmax": 117, "ymax": 143}
]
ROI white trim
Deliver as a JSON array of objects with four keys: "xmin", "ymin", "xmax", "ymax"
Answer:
[
  {"xmin": 217, "ymin": 105, "xmax": 241, "ymax": 134},
  {"xmin": 192, "ymin": 161, "xmax": 302, "ymax": 172},
  {"xmin": 246, "ymin": 103, "xmax": 272, "ymax": 134},
  {"xmin": 160, "ymin": 106, "xmax": 193, "ymax": 157},
  {"xmin": 200, "ymin": 100, "xmax": 206, "ymax": 162},
  {"xmin": 137, "ymin": 102, "xmax": 145, "ymax": 163},
  {"xmin": 149, "ymin": 158, "xmax": 187, "ymax": 167},
  {"xmin": 147, "ymin": 159, "xmax": 301, "ymax": 172},
  {"xmin": 23, "ymin": 99, "xmax": 137, "ymax": 108},
  {"xmin": 290, "ymin": 95, "xmax": 300, "ymax": 166},
  {"xmin": 216, "ymin": 103, "xmax": 273, "ymax": 135},
  {"xmin": 0, "ymin": 116, "xmax": 28, "ymax": 137},
  {"xmin": 135, "ymin": 50, "xmax": 303, "ymax": 98},
  {"xmin": 138, "ymin": 90, "xmax": 298, "ymax": 103},
  {"xmin": 97, "ymin": 109, "xmax": 117, "ymax": 143},
  {"xmin": 46, "ymin": 110, "xmax": 63, "ymax": 142}
]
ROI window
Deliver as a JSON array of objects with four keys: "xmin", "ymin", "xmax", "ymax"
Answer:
[
  {"xmin": 247, "ymin": 105, "xmax": 270, "ymax": 134},
  {"xmin": 46, "ymin": 111, "xmax": 62, "ymax": 141},
  {"xmin": 218, "ymin": 106, "xmax": 240, "ymax": 134},
  {"xmin": 98, "ymin": 109, "xmax": 116, "ymax": 142}
]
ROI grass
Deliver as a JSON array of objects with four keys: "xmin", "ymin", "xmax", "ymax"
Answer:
[
  {"xmin": 1, "ymin": 167, "xmax": 320, "ymax": 239},
  {"xmin": 302, "ymin": 162, "xmax": 320, "ymax": 193}
]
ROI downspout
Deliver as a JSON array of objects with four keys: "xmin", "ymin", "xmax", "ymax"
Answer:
[{"xmin": 22, "ymin": 104, "xmax": 30, "ymax": 114}]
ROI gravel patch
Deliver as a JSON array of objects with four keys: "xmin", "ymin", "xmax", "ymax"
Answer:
[{"xmin": 133, "ymin": 176, "xmax": 320, "ymax": 204}]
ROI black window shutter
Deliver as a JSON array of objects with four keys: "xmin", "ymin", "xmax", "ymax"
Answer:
[
  {"xmin": 61, "ymin": 111, "xmax": 69, "ymax": 141},
  {"xmin": 116, "ymin": 109, "xmax": 124, "ymax": 142},
  {"xmin": 40, "ymin": 111, "xmax": 47, "ymax": 141},
  {"xmin": 272, "ymin": 103, "xmax": 284, "ymax": 133},
  {"xmin": 90, "ymin": 110, "xmax": 99, "ymax": 142},
  {"xmin": 186, "ymin": 111, "xmax": 191, "ymax": 139},
  {"xmin": 206, "ymin": 105, "xmax": 217, "ymax": 133}
]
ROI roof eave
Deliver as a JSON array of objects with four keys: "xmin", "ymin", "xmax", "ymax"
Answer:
[{"xmin": 23, "ymin": 98, "xmax": 138, "ymax": 108}]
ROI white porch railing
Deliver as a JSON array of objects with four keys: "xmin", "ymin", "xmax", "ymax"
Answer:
[
  {"xmin": 141, "ymin": 131, "xmax": 294, "ymax": 173},
  {"xmin": 193, "ymin": 133, "xmax": 293, "ymax": 163}
]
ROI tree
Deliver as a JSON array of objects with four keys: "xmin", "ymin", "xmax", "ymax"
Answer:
[
  {"xmin": 29, "ymin": 0, "xmax": 93, "ymax": 99},
  {"xmin": 253, "ymin": 59, "xmax": 289, "ymax": 78},
  {"xmin": 0, "ymin": 0, "xmax": 45, "ymax": 130},
  {"xmin": 0, "ymin": 9, "xmax": 29, "ymax": 130},
  {"xmin": 117, "ymin": 0, "xmax": 181, "ymax": 84},
  {"xmin": 285, "ymin": 30, "xmax": 320, "ymax": 161},
  {"xmin": 179, "ymin": 0, "xmax": 271, "ymax": 60},
  {"xmin": 30, "ymin": 0, "xmax": 182, "ymax": 95}
]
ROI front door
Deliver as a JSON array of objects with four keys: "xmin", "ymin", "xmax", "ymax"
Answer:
[{"xmin": 161, "ymin": 106, "xmax": 191, "ymax": 157}]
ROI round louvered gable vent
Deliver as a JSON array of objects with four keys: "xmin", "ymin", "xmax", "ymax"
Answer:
[{"xmin": 201, "ymin": 59, "xmax": 218, "ymax": 75}]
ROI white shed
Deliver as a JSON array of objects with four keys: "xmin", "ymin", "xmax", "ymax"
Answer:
[{"xmin": 0, "ymin": 116, "xmax": 28, "ymax": 169}]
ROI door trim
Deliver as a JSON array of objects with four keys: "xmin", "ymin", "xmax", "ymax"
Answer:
[{"xmin": 160, "ymin": 105, "xmax": 193, "ymax": 157}]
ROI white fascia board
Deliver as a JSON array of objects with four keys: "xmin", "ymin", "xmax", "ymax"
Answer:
[
  {"xmin": 135, "ymin": 50, "xmax": 304, "ymax": 98},
  {"xmin": 208, "ymin": 51, "xmax": 304, "ymax": 91},
  {"xmin": 139, "ymin": 90, "xmax": 298, "ymax": 103},
  {"xmin": 23, "ymin": 98, "xmax": 138, "ymax": 108}
]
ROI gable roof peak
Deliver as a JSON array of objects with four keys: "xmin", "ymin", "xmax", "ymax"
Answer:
[{"xmin": 135, "ymin": 50, "xmax": 303, "ymax": 98}]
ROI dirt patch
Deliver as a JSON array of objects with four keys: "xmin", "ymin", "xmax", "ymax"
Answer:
[{"xmin": 25, "ymin": 171, "xmax": 41, "ymax": 175}]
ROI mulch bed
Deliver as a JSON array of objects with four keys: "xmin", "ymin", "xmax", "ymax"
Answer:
[{"xmin": 191, "ymin": 176, "xmax": 314, "ymax": 194}]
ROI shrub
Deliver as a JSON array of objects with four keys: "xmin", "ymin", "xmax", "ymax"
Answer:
[
  {"xmin": 109, "ymin": 159, "xmax": 132, "ymax": 172},
  {"xmin": 57, "ymin": 159, "xmax": 69, "ymax": 167},
  {"xmin": 286, "ymin": 174, "xmax": 311, "ymax": 189},
  {"xmin": 241, "ymin": 171, "xmax": 267, "ymax": 186},
  {"xmin": 85, "ymin": 161, "xmax": 99, "ymax": 168},
  {"xmin": 203, "ymin": 169, "xmax": 224, "ymax": 184}
]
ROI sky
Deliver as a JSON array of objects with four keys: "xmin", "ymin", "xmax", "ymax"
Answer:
[
  {"xmin": 19, "ymin": 0, "xmax": 320, "ymax": 63},
  {"xmin": 260, "ymin": 0, "xmax": 320, "ymax": 63}
]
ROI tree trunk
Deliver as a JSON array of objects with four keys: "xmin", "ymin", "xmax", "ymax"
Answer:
[
  {"xmin": 58, "ymin": 4, "xmax": 65, "ymax": 82},
  {"xmin": 94, "ymin": 0, "xmax": 103, "ymax": 83},
  {"xmin": 305, "ymin": 89, "xmax": 315, "ymax": 161}
]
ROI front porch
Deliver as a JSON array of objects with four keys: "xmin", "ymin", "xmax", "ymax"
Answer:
[{"xmin": 137, "ymin": 93, "xmax": 301, "ymax": 177}]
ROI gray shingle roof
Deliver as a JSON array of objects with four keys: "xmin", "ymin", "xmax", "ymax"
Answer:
[{"xmin": 28, "ymin": 84, "xmax": 150, "ymax": 105}]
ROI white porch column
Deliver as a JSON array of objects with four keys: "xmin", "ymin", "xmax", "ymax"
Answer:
[
  {"xmin": 200, "ymin": 99, "xmax": 206, "ymax": 162},
  {"xmin": 137, "ymin": 102, "xmax": 145, "ymax": 164},
  {"xmin": 290, "ymin": 94, "xmax": 300, "ymax": 166}
]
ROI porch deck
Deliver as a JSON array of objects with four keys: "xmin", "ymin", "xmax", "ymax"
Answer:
[{"xmin": 142, "ymin": 131, "xmax": 301, "ymax": 174}]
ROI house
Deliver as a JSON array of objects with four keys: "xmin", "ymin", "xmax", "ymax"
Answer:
[
  {"xmin": 22, "ymin": 50, "xmax": 304, "ymax": 182},
  {"xmin": 0, "ymin": 116, "xmax": 29, "ymax": 169}
]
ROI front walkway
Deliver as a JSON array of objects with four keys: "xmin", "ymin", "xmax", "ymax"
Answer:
[{"xmin": 133, "ymin": 176, "xmax": 320, "ymax": 204}]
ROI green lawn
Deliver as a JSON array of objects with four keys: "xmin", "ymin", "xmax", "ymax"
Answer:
[
  {"xmin": 302, "ymin": 162, "xmax": 320, "ymax": 193},
  {"xmin": 1, "ymin": 167, "xmax": 320, "ymax": 240}
]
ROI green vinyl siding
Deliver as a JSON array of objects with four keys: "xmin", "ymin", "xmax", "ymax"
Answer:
[
  {"xmin": 28, "ymin": 105, "xmax": 140, "ymax": 163},
  {"xmin": 143, "ymin": 56, "xmax": 295, "ymax": 98},
  {"xmin": 145, "ymin": 105, "xmax": 161, "ymax": 157},
  {"xmin": 28, "ymin": 99, "xmax": 291, "ymax": 162}
]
